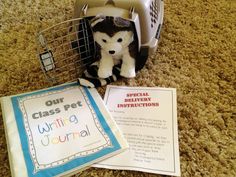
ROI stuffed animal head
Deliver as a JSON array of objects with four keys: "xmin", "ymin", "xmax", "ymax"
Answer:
[{"xmin": 91, "ymin": 16, "xmax": 134, "ymax": 56}]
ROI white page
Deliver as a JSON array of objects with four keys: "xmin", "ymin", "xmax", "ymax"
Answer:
[{"xmin": 94, "ymin": 85, "xmax": 180, "ymax": 176}]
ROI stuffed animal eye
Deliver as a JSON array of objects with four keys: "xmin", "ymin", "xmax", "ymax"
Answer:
[
  {"xmin": 102, "ymin": 39, "xmax": 107, "ymax": 43},
  {"xmin": 117, "ymin": 38, "xmax": 123, "ymax": 42}
]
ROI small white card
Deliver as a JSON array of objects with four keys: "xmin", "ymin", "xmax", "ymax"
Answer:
[{"xmin": 94, "ymin": 85, "xmax": 180, "ymax": 176}]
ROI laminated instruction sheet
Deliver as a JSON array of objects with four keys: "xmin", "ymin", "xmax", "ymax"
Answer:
[{"xmin": 94, "ymin": 85, "xmax": 180, "ymax": 176}]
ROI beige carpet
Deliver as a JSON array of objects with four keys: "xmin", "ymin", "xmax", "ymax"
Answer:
[{"xmin": 0, "ymin": 0, "xmax": 235, "ymax": 176}]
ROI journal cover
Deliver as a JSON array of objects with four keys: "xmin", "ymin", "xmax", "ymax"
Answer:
[{"xmin": 1, "ymin": 82, "xmax": 128, "ymax": 177}]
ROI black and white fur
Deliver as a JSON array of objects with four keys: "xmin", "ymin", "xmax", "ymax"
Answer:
[{"xmin": 78, "ymin": 16, "xmax": 138, "ymax": 87}]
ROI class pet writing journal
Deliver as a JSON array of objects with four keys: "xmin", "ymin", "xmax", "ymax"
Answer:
[{"xmin": 1, "ymin": 83, "xmax": 128, "ymax": 177}]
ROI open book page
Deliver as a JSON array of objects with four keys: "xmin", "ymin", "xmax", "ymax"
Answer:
[
  {"xmin": 1, "ymin": 83, "xmax": 128, "ymax": 177},
  {"xmin": 94, "ymin": 85, "xmax": 180, "ymax": 176}
]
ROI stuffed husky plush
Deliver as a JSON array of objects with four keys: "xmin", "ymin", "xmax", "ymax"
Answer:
[
  {"xmin": 78, "ymin": 16, "xmax": 138, "ymax": 88},
  {"xmin": 92, "ymin": 15, "xmax": 137, "ymax": 78}
]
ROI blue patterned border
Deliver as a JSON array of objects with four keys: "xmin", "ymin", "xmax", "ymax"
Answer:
[{"xmin": 11, "ymin": 83, "xmax": 121, "ymax": 177}]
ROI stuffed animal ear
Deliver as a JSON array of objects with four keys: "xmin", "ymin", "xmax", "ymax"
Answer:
[
  {"xmin": 90, "ymin": 15, "xmax": 106, "ymax": 27},
  {"xmin": 114, "ymin": 17, "xmax": 131, "ymax": 27}
]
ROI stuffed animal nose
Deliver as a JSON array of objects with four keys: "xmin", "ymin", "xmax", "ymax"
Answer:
[{"xmin": 109, "ymin": 50, "xmax": 115, "ymax": 54}]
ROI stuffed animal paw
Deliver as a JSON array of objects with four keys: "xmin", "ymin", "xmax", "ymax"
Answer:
[{"xmin": 120, "ymin": 65, "xmax": 136, "ymax": 78}]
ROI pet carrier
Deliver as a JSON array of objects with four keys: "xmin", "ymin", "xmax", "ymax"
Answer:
[{"xmin": 37, "ymin": 0, "xmax": 164, "ymax": 84}]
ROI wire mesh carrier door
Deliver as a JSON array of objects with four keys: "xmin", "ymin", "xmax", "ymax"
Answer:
[{"xmin": 37, "ymin": 18, "xmax": 96, "ymax": 84}]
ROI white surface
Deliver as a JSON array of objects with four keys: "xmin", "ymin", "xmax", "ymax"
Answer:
[{"xmin": 94, "ymin": 85, "xmax": 180, "ymax": 176}]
